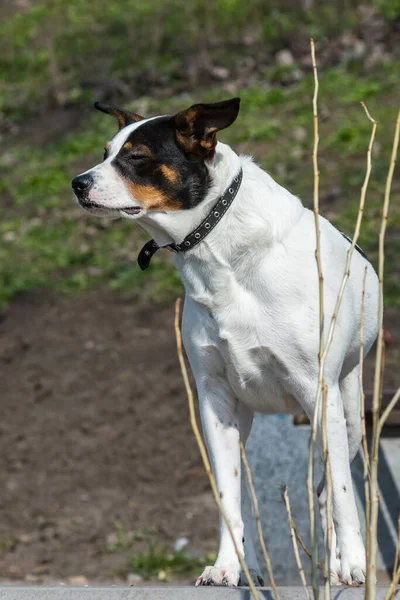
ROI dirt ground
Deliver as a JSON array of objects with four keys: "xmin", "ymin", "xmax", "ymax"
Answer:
[
  {"xmin": 0, "ymin": 287, "xmax": 398, "ymax": 584},
  {"xmin": 0, "ymin": 289, "xmax": 217, "ymax": 584}
]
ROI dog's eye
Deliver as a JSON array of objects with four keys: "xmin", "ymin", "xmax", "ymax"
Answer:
[
  {"xmin": 103, "ymin": 149, "xmax": 109, "ymax": 161},
  {"xmin": 129, "ymin": 154, "xmax": 148, "ymax": 161}
]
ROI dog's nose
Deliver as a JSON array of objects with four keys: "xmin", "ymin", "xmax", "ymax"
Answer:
[{"xmin": 72, "ymin": 173, "xmax": 94, "ymax": 194}]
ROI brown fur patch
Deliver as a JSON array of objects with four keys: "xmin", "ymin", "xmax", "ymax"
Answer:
[
  {"xmin": 124, "ymin": 180, "xmax": 181, "ymax": 211},
  {"xmin": 175, "ymin": 130, "xmax": 216, "ymax": 161},
  {"xmin": 109, "ymin": 108, "xmax": 129, "ymax": 130},
  {"xmin": 160, "ymin": 164, "xmax": 178, "ymax": 184},
  {"xmin": 123, "ymin": 141, "xmax": 133, "ymax": 150}
]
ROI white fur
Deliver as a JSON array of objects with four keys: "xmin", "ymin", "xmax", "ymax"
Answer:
[
  {"xmin": 74, "ymin": 117, "xmax": 164, "ymax": 216},
  {"xmin": 76, "ymin": 134, "xmax": 379, "ymax": 587}
]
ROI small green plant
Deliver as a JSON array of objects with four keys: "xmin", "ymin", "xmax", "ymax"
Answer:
[
  {"xmin": 0, "ymin": 534, "xmax": 16, "ymax": 553},
  {"xmin": 129, "ymin": 543, "xmax": 209, "ymax": 580},
  {"xmin": 106, "ymin": 524, "xmax": 215, "ymax": 581}
]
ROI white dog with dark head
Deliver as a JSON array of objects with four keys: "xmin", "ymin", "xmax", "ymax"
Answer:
[{"xmin": 72, "ymin": 98, "xmax": 379, "ymax": 587}]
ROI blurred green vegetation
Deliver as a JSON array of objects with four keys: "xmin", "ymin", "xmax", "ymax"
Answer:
[
  {"xmin": 1, "ymin": 0, "xmax": 399, "ymax": 123},
  {"xmin": 0, "ymin": 1, "xmax": 399, "ymax": 308}
]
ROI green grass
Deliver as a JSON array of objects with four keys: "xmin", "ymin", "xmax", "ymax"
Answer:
[
  {"xmin": 1, "ymin": 60, "xmax": 399, "ymax": 306},
  {"xmin": 0, "ymin": 0, "xmax": 400, "ymax": 305},
  {"xmin": 1, "ymin": 0, "xmax": 399, "ymax": 124},
  {"xmin": 1, "ymin": 0, "xmax": 399, "ymax": 308}
]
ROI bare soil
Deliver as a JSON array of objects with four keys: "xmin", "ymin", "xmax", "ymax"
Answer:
[
  {"xmin": 0, "ymin": 288, "xmax": 398, "ymax": 584},
  {"xmin": 0, "ymin": 289, "xmax": 216, "ymax": 584}
]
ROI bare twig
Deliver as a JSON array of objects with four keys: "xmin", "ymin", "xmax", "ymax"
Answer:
[
  {"xmin": 283, "ymin": 485, "xmax": 311, "ymax": 600},
  {"xmin": 295, "ymin": 526, "xmax": 314, "ymax": 561},
  {"xmin": 359, "ymin": 266, "xmax": 371, "ymax": 565},
  {"xmin": 321, "ymin": 382, "xmax": 332, "ymax": 600},
  {"xmin": 384, "ymin": 517, "xmax": 400, "ymax": 600},
  {"xmin": 308, "ymin": 38, "xmax": 334, "ymax": 600},
  {"xmin": 313, "ymin": 98, "xmax": 375, "ymax": 599},
  {"xmin": 366, "ymin": 109, "xmax": 400, "ymax": 598},
  {"xmin": 294, "ymin": 526, "xmax": 324, "ymax": 572},
  {"xmin": 379, "ymin": 386, "xmax": 400, "ymax": 431},
  {"xmin": 174, "ymin": 298, "xmax": 260, "ymax": 600},
  {"xmin": 316, "ymin": 102, "xmax": 377, "ymax": 405},
  {"xmin": 307, "ymin": 37, "xmax": 323, "ymax": 600},
  {"xmin": 240, "ymin": 441, "xmax": 279, "ymax": 599},
  {"xmin": 307, "ymin": 41, "xmax": 379, "ymax": 599}
]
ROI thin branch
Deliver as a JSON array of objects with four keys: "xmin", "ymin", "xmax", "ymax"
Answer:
[
  {"xmin": 308, "ymin": 44, "xmax": 378, "ymax": 599},
  {"xmin": 308, "ymin": 37, "xmax": 323, "ymax": 600},
  {"xmin": 393, "ymin": 518, "xmax": 400, "ymax": 588},
  {"xmin": 282, "ymin": 485, "xmax": 311, "ymax": 600},
  {"xmin": 359, "ymin": 266, "xmax": 371, "ymax": 566},
  {"xmin": 315, "ymin": 99, "xmax": 377, "ymax": 594},
  {"xmin": 317, "ymin": 102, "xmax": 377, "ymax": 391},
  {"xmin": 174, "ymin": 299, "xmax": 260, "ymax": 600},
  {"xmin": 294, "ymin": 526, "xmax": 324, "ymax": 572},
  {"xmin": 379, "ymin": 386, "xmax": 400, "ymax": 431},
  {"xmin": 321, "ymin": 382, "xmax": 332, "ymax": 599},
  {"xmin": 240, "ymin": 441, "xmax": 279, "ymax": 599},
  {"xmin": 366, "ymin": 109, "xmax": 400, "ymax": 598},
  {"xmin": 384, "ymin": 517, "xmax": 400, "ymax": 600}
]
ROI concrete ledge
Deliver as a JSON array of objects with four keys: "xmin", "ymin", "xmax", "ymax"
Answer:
[{"xmin": 0, "ymin": 587, "xmax": 397, "ymax": 599}]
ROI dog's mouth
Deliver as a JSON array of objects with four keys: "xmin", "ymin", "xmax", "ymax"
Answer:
[
  {"xmin": 77, "ymin": 198, "xmax": 104, "ymax": 210},
  {"xmin": 77, "ymin": 198, "xmax": 141, "ymax": 215},
  {"xmin": 120, "ymin": 207, "xmax": 141, "ymax": 215}
]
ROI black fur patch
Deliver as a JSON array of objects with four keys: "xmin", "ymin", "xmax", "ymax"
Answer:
[{"xmin": 112, "ymin": 117, "xmax": 211, "ymax": 211}]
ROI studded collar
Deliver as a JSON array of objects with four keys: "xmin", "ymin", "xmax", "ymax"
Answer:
[{"xmin": 137, "ymin": 168, "xmax": 243, "ymax": 270}]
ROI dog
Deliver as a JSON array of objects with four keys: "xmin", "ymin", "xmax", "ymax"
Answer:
[{"xmin": 72, "ymin": 98, "xmax": 379, "ymax": 587}]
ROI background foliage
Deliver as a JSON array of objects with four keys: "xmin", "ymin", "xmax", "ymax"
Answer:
[{"xmin": 1, "ymin": 0, "xmax": 399, "ymax": 306}]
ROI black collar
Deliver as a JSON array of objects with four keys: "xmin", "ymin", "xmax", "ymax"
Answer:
[{"xmin": 137, "ymin": 168, "xmax": 243, "ymax": 270}]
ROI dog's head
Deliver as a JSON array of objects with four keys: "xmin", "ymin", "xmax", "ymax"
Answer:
[{"xmin": 71, "ymin": 98, "xmax": 240, "ymax": 219}]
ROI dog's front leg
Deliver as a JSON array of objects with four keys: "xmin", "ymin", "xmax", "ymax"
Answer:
[
  {"xmin": 195, "ymin": 387, "xmax": 251, "ymax": 587},
  {"xmin": 325, "ymin": 384, "xmax": 366, "ymax": 585}
]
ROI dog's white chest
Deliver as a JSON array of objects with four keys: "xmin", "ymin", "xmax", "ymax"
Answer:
[{"xmin": 182, "ymin": 262, "xmax": 299, "ymax": 415}]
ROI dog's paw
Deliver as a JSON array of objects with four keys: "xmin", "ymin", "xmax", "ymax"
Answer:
[
  {"xmin": 340, "ymin": 563, "xmax": 366, "ymax": 587},
  {"xmin": 339, "ymin": 541, "xmax": 366, "ymax": 586},
  {"xmin": 195, "ymin": 565, "xmax": 240, "ymax": 587},
  {"xmin": 329, "ymin": 552, "xmax": 343, "ymax": 586},
  {"xmin": 330, "ymin": 554, "xmax": 366, "ymax": 586},
  {"xmin": 239, "ymin": 568, "xmax": 264, "ymax": 587}
]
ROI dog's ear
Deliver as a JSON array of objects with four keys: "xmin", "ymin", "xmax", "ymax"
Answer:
[
  {"xmin": 173, "ymin": 98, "xmax": 240, "ymax": 160},
  {"xmin": 94, "ymin": 102, "xmax": 144, "ymax": 130}
]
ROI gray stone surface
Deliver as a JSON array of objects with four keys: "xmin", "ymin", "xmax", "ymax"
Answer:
[
  {"xmin": 0, "ymin": 587, "xmax": 397, "ymax": 599},
  {"xmin": 244, "ymin": 414, "xmax": 400, "ymax": 585}
]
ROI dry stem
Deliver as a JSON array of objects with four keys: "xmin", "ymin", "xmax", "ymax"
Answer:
[
  {"xmin": 314, "ymin": 102, "xmax": 376, "ymax": 419},
  {"xmin": 379, "ymin": 387, "xmax": 400, "ymax": 431},
  {"xmin": 283, "ymin": 485, "xmax": 311, "ymax": 600},
  {"xmin": 307, "ymin": 37, "xmax": 323, "ymax": 600},
  {"xmin": 359, "ymin": 266, "xmax": 371, "ymax": 566},
  {"xmin": 321, "ymin": 382, "xmax": 332, "ymax": 600},
  {"xmin": 384, "ymin": 517, "xmax": 400, "ymax": 600},
  {"xmin": 308, "ymin": 41, "xmax": 378, "ymax": 600},
  {"xmin": 294, "ymin": 526, "xmax": 324, "ymax": 572},
  {"xmin": 174, "ymin": 298, "xmax": 260, "ymax": 600},
  {"xmin": 240, "ymin": 441, "xmax": 279, "ymax": 599},
  {"xmin": 315, "ymin": 101, "xmax": 377, "ymax": 420},
  {"xmin": 366, "ymin": 109, "xmax": 400, "ymax": 598}
]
